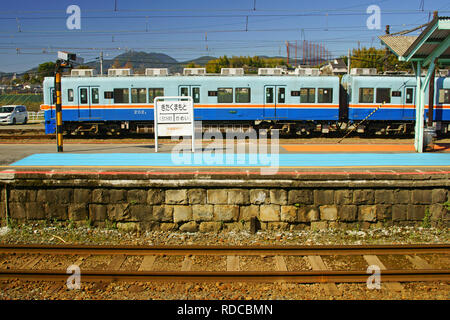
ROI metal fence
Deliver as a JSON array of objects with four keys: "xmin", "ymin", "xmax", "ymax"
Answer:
[
  {"xmin": 27, "ymin": 111, "xmax": 45, "ymax": 121},
  {"xmin": 0, "ymin": 94, "xmax": 43, "ymax": 105}
]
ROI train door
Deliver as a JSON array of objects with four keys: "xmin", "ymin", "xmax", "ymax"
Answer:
[
  {"xmin": 78, "ymin": 86, "xmax": 100, "ymax": 120},
  {"xmin": 403, "ymin": 86, "xmax": 415, "ymax": 120},
  {"xmin": 264, "ymin": 85, "xmax": 286, "ymax": 119},
  {"xmin": 49, "ymin": 88, "xmax": 55, "ymax": 119},
  {"xmin": 179, "ymin": 86, "xmax": 201, "ymax": 103}
]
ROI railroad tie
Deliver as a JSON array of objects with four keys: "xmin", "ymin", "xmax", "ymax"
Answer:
[
  {"xmin": 20, "ymin": 256, "xmax": 42, "ymax": 269},
  {"xmin": 227, "ymin": 256, "xmax": 240, "ymax": 272},
  {"xmin": 138, "ymin": 255, "xmax": 156, "ymax": 271},
  {"xmin": 47, "ymin": 283, "xmax": 63, "ymax": 296},
  {"xmin": 307, "ymin": 256, "xmax": 341, "ymax": 296},
  {"xmin": 274, "ymin": 256, "xmax": 289, "ymax": 289},
  {"xmin": 73, "ymin": 254, "xmax": 89, "ymax": 267},
  {"xmin": 107, "ymin": 255, "xmax": 126, "ymax": 270},
  {"xmin": 363, "ymin": 255, "xmax": 403, "ymax": 292},
  {"xmin": 405, "ymin": 255, "xmax": 433, "ymax": 269},
  {"xmin": 181, "ymin": 256, "xmax": 193, "ymax": 271}
]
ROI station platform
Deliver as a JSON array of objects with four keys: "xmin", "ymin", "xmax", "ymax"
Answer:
[
  {"xmin": 1, "ymin": 149, "xmax": 448, "ymax": 231},
  {"xmin": 7, "ymin": 152, "xmax": 450, "ymax": 169}
]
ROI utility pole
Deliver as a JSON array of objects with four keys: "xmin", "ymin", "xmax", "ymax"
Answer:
[
  {"xmin": 347, "ymin": 49, "xmax": 351, "ymax": 75},
  {"xmin": 384, "ymin": 25, "xmax": 390, "ymax": 72},
  {"xmin": 100, "ymin": 51, "xmax": 103, "ymax": 75}
]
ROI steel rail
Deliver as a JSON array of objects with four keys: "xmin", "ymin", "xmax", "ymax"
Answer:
[
  {"xmin": 0, "ymin": 134, "xmax": 52, "ymax": 140},
  {"xmin": 0, "ymin": 244, "xmax": 448, "ymax": 256},
  {"xmin": 0, "ymin": 269, "xmax": 448, "ymax": 283}
]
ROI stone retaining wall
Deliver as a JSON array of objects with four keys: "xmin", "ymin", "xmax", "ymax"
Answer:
[{"xmin": 1, "ymin": 180, "xmax": 448, "ymax": 231}]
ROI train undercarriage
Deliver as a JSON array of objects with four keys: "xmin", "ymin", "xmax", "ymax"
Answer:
[{"xmin": 61, "ymin": 120, "xmax": 449, "ymax": 138}]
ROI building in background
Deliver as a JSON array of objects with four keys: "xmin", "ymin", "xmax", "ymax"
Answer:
[{"xmin": 320, "ymin": 58, "xmax": 347, "ymax": 75}]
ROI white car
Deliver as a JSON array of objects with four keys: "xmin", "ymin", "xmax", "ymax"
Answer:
[{"xmin": 0, "ymin": 105, "xmax": 28, "ymax": 125}]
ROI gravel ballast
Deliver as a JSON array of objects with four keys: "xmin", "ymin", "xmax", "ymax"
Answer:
[{"xmin": 0, "ymin": 223, "xmax": 448, "ymax": 300}]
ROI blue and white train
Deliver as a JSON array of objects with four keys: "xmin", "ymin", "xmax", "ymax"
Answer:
[{"xmin": 41, "ymin": 68, "xmax": 450, "ymax": 135}]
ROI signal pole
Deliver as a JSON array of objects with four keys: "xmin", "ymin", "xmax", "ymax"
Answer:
[
  {"xmin": 54, "ymin": 51, "xmax": 81, "ymax": 152},
  {"xmin": 54, "ymin": 65, "xmax": 63, "ymax": 152}
]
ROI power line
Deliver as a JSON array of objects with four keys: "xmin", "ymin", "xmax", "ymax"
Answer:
[
  {"xmin": 0, "ymin": 24, "xmax": 423, "ymax": 38},
  {"xmin": 0, "ymin": 10, "xmax": 448, "ymax": 20}
]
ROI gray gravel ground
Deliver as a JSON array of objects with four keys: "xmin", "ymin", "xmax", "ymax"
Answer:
[{"xmin": 0, "ymin": 223, "xmax": 448, "ymax": 246}]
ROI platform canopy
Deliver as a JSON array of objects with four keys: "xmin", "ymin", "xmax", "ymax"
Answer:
[{"xmin": 379, "ymin": 15, "xmax": 450, "ymax": 152}]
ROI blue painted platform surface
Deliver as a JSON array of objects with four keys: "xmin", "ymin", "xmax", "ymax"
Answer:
[{"xmin": 9, "ymin": 153, "xmax": 450, "ymax": 167}]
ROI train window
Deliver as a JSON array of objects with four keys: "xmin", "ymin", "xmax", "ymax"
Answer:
[
  {"xmin": 266, "ymin": 87, "xmax": 274, "ymax": 103},
  {"xmin": 318, "ymin": 88, "xmax": 333, "ymax": 103},
  {"xmin": 438, "ymin": 89, "xmax": 450, "ymax": 104},
  {"xmin": 80, "ymin": 88, "xmax": 88, "ymax": 104},
  {"xmin": 68, "ymin": 89, "xmax": 74, "ymax": 102},
  {"xmin": 51, "ymin": 88, "xmax": 56, "ymax": 104},
  {"xmin": 180, "ymin": 87, "xmax": 189, "ymax": 97},
  {"xmin": 104, "ymin": 91, "xmax": 113, "ymax": 99},
  {"xmin": 278, "ymin": 88, "xmax": 285, "ymax": 103},
  {"xmin": 405, "ymin": 88, "xmax": 414, "ymax": 104},
  {"xmin": 291, "ymin": 91, "xmax": 300, "ymax": 96},
  {"xmin": 91, "ymin": 88, "xmax": 99, "ymax": 104},
  {"xmin": 113, "ymin": 88, "xmax": 129, "ymax": 104},
  {"xmin": 132, "ymin": 88, "xmax": 147, "ymax": 103},
  {"xmin": 235, "ymin": 88, "xmax": 251, "ymax": 103},
  {"xmin": 300, "ymin": 88, "xmax": 315, "ymax": 103},
  {"xmin": 208, "ymin": 91, "xmax": 218, "ymax": 96},
  {"xmin": 148, "ymin": 88, "xmax": 164, "ymax": 103},
  {"xmin": 359, "ymin": 88, "xmax": 374, "ymax": 103},
  {"xmin": 218, "ymin": 88, "xmax": 233, "ymax": 103},
  {"xmin": 193, "ymin": 87, "xmax": 200, "ymax": 103},
  {"xmin": 376, "ymin": 88, "xmax": 391, "ymax": 104}
]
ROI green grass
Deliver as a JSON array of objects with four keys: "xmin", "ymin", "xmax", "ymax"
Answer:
[
  {"xmin": 422, "ymin": 208, "xmax": 432, "ymax": 228},
  {"xmin": 0, "ymin": 94, "xmax": 43, "ymax": 112}
]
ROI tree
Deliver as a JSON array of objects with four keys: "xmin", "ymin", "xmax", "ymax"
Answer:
[
  {"xmin": 205, "ymin": 55, "xmax": 289, "ymax": 74},
  {"xmin": 124, "ymin": 60, "xmax": 133, "ymax": 69},
  {"xmin": 349, "ymin": 47, "xmax": 412, "ymax": 72},
  {"xmin": 112, "ymin": 59, "xmax": 121, "ymax": 68},
  {"xmin": 22, "ymin": 73, "xmax": 30, "ymax": 82},
  {"xmin": 185, "ymin": 62, "xmax": 201, "ymax": 68},
  {"xmin": 37, "ymin": 61, "xmax": 56, "ymax": 80}
]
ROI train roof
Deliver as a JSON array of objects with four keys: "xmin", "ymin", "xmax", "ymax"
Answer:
[{"xmin": 43, "ymin": 74, "xmax": 341, "ymax": 84}]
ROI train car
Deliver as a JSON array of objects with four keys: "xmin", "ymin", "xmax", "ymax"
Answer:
[
  {"xmin": 40, "ymin": 69, "xmax": 341, "ymax": 135},
  {"xmin": 342, "ymin": 73, "xmax": 450, "ymax": 135}
]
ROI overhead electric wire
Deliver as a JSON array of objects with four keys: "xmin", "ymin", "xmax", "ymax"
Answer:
[
  {"xmin": 0, "ymin": 1, "xmax": 439, "ymax": 74},
  {"xmin": 1, "ymin": 9, "xmax": 449, "ymax": 21}
]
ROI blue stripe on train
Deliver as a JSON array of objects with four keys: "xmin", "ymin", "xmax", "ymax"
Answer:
[
  {"xmin": 349, "ymin": 108, "xmax": 449, "ymax": 121},
  {"xmin": 44, "ymin": 107, "xmax": 340, "ymax": 134}
]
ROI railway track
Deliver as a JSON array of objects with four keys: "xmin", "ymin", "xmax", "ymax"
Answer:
[
  {"xmin": 0, "ymin": 134, "xmax": 52, "ymax": 140},
  {"xmin": 0, "ymin": 243, "xmax": 448, "ymax": 255},
  {"xmin": 0, "ymin": 244, "xmax": 448, "ymax": 284}
]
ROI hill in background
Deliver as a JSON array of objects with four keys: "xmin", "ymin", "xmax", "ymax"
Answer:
[
  {"xmin": 80, "ymin": 51, "xmax": 217, "ymax": 74},
  {"xmin": 3, "ymin": 51, "xmax": 293, "ymax": 80}
]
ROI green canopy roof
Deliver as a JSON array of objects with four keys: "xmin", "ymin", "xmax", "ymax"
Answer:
[{"xmin": 379, "ymin": 16, "xmax": 450, "ymax": 66}]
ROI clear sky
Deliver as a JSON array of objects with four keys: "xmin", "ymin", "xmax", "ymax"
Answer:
[{"xmin": 0, "ymin": 0, "xmax": 449, "ymax": 73}]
